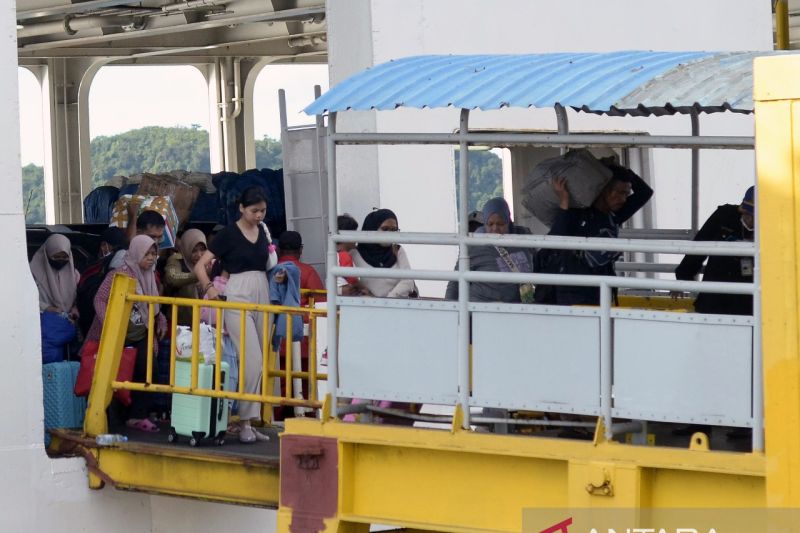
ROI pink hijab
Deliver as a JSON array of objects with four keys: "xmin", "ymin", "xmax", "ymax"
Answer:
[
  {"xmin": 29, "ymin": 234, "xmax": 79, "ymax": 314},
  {"xmin": 123, "ymin": 235, "xmax": 160, "ymax": 320}
]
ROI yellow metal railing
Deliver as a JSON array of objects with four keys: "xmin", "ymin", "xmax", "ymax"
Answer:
[{"xmin": 84, "ymin": 274, "xmax": 328, "ymax": 436}]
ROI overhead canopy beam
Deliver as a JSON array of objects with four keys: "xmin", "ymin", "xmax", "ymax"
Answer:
[
  {"xmin": 18, "ymin": 30, "xmax": 328, "ymax": 59},
  {"xmin": 17, "ymin": 4, "xmax": 325, "ymax": 50},
  {"xmin": 16, "ymin": 0, "xmax": 145, "ymax": 21}
]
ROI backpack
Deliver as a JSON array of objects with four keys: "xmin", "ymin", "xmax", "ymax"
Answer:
[{"xmin": 75, "ymin": 254, "xmax": 115, "ymax": 337}]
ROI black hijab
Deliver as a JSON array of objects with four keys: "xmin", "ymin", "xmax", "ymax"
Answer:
[{"xmin": 357, "ymin": 209, "xmax": 398, "ymax": 268}]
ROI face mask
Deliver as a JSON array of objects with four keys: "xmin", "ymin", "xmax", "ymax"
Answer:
[
  {"xmin": 741, "ymin": 215, "xmax": 754, "ymax": 232},
  {"xmin": 48, "ymin": 258, "xmax": 69, "ymax": 270}
]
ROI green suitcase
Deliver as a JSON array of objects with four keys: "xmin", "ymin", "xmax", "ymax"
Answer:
[{"xmin": 168, "ymin": 360, "xmax": 230, "ymax": 446}]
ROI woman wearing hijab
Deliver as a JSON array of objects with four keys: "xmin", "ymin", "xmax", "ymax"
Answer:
[
  {"xmin": 88, "ymin": 235, "xmax": 167, "ymax": 432},
  {"xmin": 164, "ymin": 229, "xmax": 208, "ymax": 326},
  {"xmin": 31, "ymin": 234, "xmax": 81, "ymax": 362},
  {"xmin": 350, "ymin": 209, "xmax": 418, "ymax": 298},
  {"xmin": 445, "ymin": 197, "xmax": 534, "ymax": 303},
  {"xmin": 31, "ymin": 234, "xmax": 80, "ymax": 317}
]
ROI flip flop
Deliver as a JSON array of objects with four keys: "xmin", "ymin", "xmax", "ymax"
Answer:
[{"xmin": 126, "ymin": 418, "xmax": 160, "ymax": 433}]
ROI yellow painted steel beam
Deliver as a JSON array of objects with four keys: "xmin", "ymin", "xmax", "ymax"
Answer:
[
  {"xmin": 50, "ymin": 429, "xmax": 280, "ymax": 506},
  {"xmin": 755, "ymin": 53, "xmax": 800, "ymax": 507},
  {"xmin": 285, "ymin": 419, "xmax": 764, "ymax": 477},
  {"xmin": 616, "ymin": 294, "xmax": 694, "ymax": 312},
  {"xmin": 84, "ymin": 274, "xmax": 137, "ymax": 437},
  {"xmin": 53, "ymin": 430, "xmax": 280, "ymax": 507},
  {"xmin": 95, "ymin": 445, "xmax": 280, "ymax": 507},
  {"xmin": 278, "ymin": 420, "xmax": 765, "ymax": 533}
]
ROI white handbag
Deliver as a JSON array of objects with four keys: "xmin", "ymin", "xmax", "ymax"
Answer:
[{"xmin": 260, "ymin": 222, "xmax": 279, "ymax": 271}]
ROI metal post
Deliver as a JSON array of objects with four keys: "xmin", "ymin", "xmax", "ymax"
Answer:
[
  {"xmin": 457, "ymin": 108, "xmax": 471, "ymax": 429},
  {"xmin": 776, "ymin": 0, "xmax": 790, "ymax": 50},
  {"xmin": 325, "ymin": 112, "xmax": 340, "ymax": 418},
  {"xmin": 555, "ymin": 104, "xmax": 569, "ymax": 155},
  {"xmin": 279, "ymin": 88, "xmax": 295, "ymax": 234},
  {"xmin": 752, "ymin": 183, "xmax": 764, "ymax": 452},
  {"xmin": 600, "ymin": 282, "xmax": 613, "ymax": 440},
  {"xmin": 690, "ymin": 111, "xmax": 700, "ymax": 232}
]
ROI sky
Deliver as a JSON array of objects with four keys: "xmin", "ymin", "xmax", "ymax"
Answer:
[{"xmin": 17, "ymin": 63, "xmax": 329, "ymax": 166}]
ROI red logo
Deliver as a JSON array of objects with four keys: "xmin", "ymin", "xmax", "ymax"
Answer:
[{"xmin": 540, "ymin": 517, "xmax": 573, "ymax": 533}]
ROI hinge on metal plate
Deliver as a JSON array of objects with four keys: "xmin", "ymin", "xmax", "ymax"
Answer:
[{"xmin": 585, "ymin": 469, "xmax": 614, "ymax": 497}]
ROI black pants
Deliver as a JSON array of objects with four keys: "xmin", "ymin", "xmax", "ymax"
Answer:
[{"xmin": 128, "ymin": 336, "xmax": 155, "ymax": 420}]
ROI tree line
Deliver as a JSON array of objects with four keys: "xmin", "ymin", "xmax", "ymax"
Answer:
[{"xmin": 22, "ymin": 126, "xmax": 502, "ymax": 224}]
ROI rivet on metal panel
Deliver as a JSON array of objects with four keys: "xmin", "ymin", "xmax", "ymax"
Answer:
[{"xmin": 689, "ymin": 432, "xmax": 710, "ymax": 451}]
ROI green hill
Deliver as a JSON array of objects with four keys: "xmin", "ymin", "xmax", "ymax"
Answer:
[{"xmin": 21, "ymin": 127, "xmax": 502, "ymax": 223}]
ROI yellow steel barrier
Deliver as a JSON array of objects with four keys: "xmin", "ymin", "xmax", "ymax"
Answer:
[{"xmin": 84, "ymin": 273, "xmax": 329, "ymax": 437}]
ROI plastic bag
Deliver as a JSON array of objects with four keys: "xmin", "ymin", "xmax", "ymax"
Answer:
[{"xmin": 175, "ymin": 324, "xmax": 217, "ymax": 364}]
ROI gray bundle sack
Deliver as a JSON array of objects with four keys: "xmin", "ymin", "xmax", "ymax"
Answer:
[{"xmin": 520, "ymin": 149, "xmax": 613, "ymax": 227}]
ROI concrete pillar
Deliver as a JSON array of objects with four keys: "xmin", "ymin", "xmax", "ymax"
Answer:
[
  {"xmin": 35, "ymin": 58, "xmax": 104, "ymax": 223},
  {"xmin": 243, "ymin": 57, "xmax": 278, "ymax": 171},
  {"xmin": 203, "ymin": 60, "xmax": 225, "ymax": 173},
  {"xmin": 203, "ymin": 57, "xmax": 262, "ymax": 173}
]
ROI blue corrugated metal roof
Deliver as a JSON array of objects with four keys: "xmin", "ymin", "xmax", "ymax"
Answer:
[{"xmin": 305, "ymin": 51, "xmax": 796, "ymax": 116}]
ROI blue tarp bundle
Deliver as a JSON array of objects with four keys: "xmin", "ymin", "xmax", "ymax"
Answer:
[
  {"xmin": 40, "ymin": 312, "xmax": 78, "ymax": 364},
  {"xmin": 83, "ymin": 186, "xmax": 120, "ymax": 223},
  {"xmin": 84, "ymin": 168, "xmax": 285, "ymax": 232},
  {"xmin": 190, "ymin": 190, "xmax": 222, "ymax": 222},
  {"xmin": 213, "ymin": 168, "xmax": 286, "ymax": 236}
]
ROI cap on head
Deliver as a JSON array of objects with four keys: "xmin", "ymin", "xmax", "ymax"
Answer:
[
  {"xmin": 279, "ymin": 230, "xmax": 303, "ymax": 251},
  {"xmin": 741, "ymin": 186, "xmax": 755, "ymax": 215}
]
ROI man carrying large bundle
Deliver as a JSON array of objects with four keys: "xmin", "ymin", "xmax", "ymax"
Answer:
[{"xmin": 534, "ymin": 161, "xmax": 653, "ymax": 305}]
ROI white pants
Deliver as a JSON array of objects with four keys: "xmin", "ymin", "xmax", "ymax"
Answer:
[{"xmin": 224, "ymin": 271, "xmax": 269, "ymax": 421}]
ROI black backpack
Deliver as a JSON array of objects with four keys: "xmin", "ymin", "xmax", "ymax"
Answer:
[{"xmin": 76, "ymin": 254, "xmax": 115, "ymax": 337}]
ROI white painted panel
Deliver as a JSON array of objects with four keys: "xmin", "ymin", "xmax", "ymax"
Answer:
[
  {"xmin": 338, "ymin": 299, "xmax": 459, "ymax": 404},
  {"xmin": 282, "ymin": 126, "xmax": 327, "ymax": 276},
  {"xmin": 613, "ymin": 316, "xmax": 753, "ymax": 426},
  {"xmin": 471, "ymin": 306, "xmax": 601, "ymax": 415}
]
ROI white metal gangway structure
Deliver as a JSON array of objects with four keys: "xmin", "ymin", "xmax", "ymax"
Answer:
[
  {"xmin": 15, "ymin": 0, "xmax": 326, "ymax": 224},
  {"xmin": 304, "ymin": 52, "xmax": 769, "ymax": 451}
]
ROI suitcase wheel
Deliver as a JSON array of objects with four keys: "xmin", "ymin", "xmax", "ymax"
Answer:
[
  {"xmin": 190, "ymin": 431, "xmax": 205, "ymax": 447},
  {"xmin": 214, "ymin": 437, "xmax": 225, "ymax": 446},
  {"xmin": 167, "ymin": 428, "xmax": 178, "ymax": 444}
]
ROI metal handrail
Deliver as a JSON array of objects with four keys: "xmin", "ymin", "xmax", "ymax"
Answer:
[
  {"xmin": 83, "ymin": 275, "xmax": 328, "ymax": 437},
  {"xmin": 333, "ymin": 230, "xmax": 755, "ymax": 256},
  {"xmin": 330, "ymin": 266, "xmax": 754, "ymax": 295},
  {"xmin": 332, "ymin": 132, "xmax": 755, "ymax": 150}
]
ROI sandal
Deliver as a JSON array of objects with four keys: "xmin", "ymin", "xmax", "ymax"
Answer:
[
  {"xmin": 226, "ymin": 422, "xmax": 241, "ymax": 436},
  {"xmin": 238, "ymin": 425, "xmax": 256, "ymax": 444},
  {"xmin": 126, "ymin": 418, "xmax": 160, "ymax": 433},
  {"xmin": 238, "ymin": 425, "xmax": 270, "ymax": 444}
]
